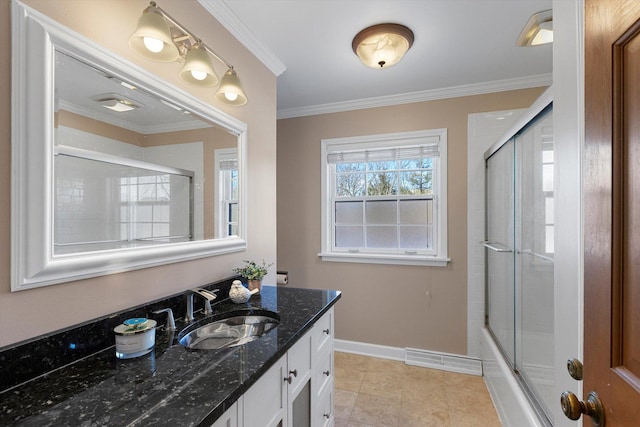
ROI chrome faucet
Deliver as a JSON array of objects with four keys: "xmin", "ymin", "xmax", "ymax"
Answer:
[
  {"xmin": 153, "ymin": 308, "xmax": 176, "ymax": 331},
  {"xmin": 184, "ymin": 288, "xmax": 219, "ymax": 322}
]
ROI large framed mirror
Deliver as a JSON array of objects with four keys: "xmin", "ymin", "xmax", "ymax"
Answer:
[{"xmin": 11, "ymin": 1, "xmax": 247, "ymax": 291}]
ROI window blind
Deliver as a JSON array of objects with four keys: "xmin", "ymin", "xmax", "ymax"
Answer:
[
  {"xmin": 219, "ymin": 159, "xmax": 238, "ymax": 170},
  {"xmin": 327, "ymin": 143, "xmax": 439, "ymax": 164}
]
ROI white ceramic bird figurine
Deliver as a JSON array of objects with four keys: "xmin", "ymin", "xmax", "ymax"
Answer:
[{"xmin": 229, "ymin": 280, "xmax": 251, "ymax": 303}]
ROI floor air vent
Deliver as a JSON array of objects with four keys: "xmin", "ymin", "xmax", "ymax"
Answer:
[{"xmin": 405, "ymin": 348, "xmax": 483, "ymax": 376}]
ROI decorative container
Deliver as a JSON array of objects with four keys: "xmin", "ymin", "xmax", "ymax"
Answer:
[{"xmin": 114, "ymin": 318, "xmax": 157, "ymax": 359}]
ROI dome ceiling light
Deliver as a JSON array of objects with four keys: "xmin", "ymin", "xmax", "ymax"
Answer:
[{"xmin": 352, "ymin": 23, "xmax": 414, "ymax": 69}]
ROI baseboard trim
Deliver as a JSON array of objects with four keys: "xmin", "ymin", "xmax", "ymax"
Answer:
[
  {"xmin": 334, "ymin": 339, "xmax": 405, "ymax": 361},
  {"xmin": 335, "ymin": 339, "xmax": 483, "ymax": 376}
]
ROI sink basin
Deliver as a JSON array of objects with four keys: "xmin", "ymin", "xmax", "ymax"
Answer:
[{"xmin": 178, "ymin": 309, "xmax": 280, "ymax": 350}]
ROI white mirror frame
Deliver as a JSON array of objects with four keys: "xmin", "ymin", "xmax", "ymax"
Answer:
[{"xmin": 11, "ymin": 1, "xmax": 248, "ymax": 291}]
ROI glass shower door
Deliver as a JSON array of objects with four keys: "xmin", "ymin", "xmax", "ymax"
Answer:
[
  {"xmin": 515, "ymin": 110, "xmax": 555, "ymax": 421},
  {"xmin": 485, "ymin": 139, "xmax": 515, "ymax": 365}
]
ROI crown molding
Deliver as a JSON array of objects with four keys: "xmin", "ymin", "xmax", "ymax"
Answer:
[
  {"xmin": 198, "ymin": 0, "xmax": 286, "ymax": 76},
  {"xmin": 59, "ymin": 100, "xmax": 211, "ymax": 135},
  {"xmin": 277, "ymin": 73, "xmax": 552, "ymax": 119}
]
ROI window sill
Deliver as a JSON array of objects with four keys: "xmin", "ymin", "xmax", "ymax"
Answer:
[{"xmin": 317, "ymin": 252, "xmax": 450, "ymax": 267}]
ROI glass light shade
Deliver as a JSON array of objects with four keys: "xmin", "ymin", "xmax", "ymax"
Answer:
[
  {"xmin": 179, "ymin": 44, "xmax": 219, "ymax": 87},
  {"xmin": 215, "ymin": 68, "xmax": 248, "ymax": 106},
  {"xmin": 531, "ymin": 22, "xmax": 554, "ymax": 45},
  {"xmin": 516, "ymin": 10, "xmax": 553, "ymax": 47},
  {"xmin": 352, "ymin": 24, "xmax": 414, "ymax": 69},
  {"xmin": 98, "ymin": 99, "xmax": 137, "ymax": 112},
  {"xmin": 129, "ymin": 6, "xmax": 180, "ymax": 62}
]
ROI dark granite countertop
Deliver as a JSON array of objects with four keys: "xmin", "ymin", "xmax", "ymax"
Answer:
[{"xmin": 0, "ymin": 285, "xmax": 341, "ymax": 426}]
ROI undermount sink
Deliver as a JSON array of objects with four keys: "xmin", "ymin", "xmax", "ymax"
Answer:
[{"xmin": 178, "ymin": 309, "xmax": 280, "ymax": 350}]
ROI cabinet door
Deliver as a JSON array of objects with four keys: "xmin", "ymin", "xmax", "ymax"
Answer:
[
  {"xmin": 287, "ymin": 330, "xmax": 312, "ymax": 427},
  {"xmin": 287, "ymin": 330, "xmax": 312, "ymax": 397},
  {"xmin": 210, "ymin": 402, "xmax": 238, "ymax": 427},
  {"xmin": 243, "ymin": 356, "xmax": 287, "ymax": 427}
]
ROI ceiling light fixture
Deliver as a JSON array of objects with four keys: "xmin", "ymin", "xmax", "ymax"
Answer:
[
  {"xmin": 129, "ymin": 1, "xmax": 247, "ymax": 106},
  {"xmin": 97, "ymin": 98, "xmax": 139, "ymax": 113},
  {"xmin": 517, "ymin": 10, "xmax": 553, "ymax": 46},
  {"xmin": 92, "ymin": 94, "xmax": 142, "ymax": 113},
  {"xmin": 352, "ymin": 23, "xmax": 414, "ymax": 69}
]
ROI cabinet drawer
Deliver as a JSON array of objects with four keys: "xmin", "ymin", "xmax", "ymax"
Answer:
[
  {"xmin": 312, "ymin": 308, "xmax": 333, "ymax": 355},
  {"xmin": 313, "ymin": 349, "xmax": 333, "ymax": 398},
  {"xmin": 313, "ymin": 380, "xmax": 333, "ymax": 427}
]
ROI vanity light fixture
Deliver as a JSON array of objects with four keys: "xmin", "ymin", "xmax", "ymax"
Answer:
[
  {"xmin": 516, "ymin": 10, "xmax": 553, "ymax": 46},
  {"xmin": 129, "ymin": 1, "xmax": 248, "ymax": 106},
  {"xmin": 352, "ymin": 23, "xmax": 414, "ymax": 69}
]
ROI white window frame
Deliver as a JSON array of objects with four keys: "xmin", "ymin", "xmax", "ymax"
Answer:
[
  {"xmin": 319, "ymin": 129, "xmax": 450, "ymax": 267},
  {"xmin": 214, "ymin": 148, "xmax": 239, "ymax": 238}
]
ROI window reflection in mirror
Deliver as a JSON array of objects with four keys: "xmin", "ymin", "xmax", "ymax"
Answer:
[{"xmin": 53, "ymin": 51, "xmax": 238, "ymax": 255}]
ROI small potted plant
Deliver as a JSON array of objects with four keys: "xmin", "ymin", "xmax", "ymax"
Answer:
[{"xmin": 232, "ymin": 260, "xmax": 273, "ymax": 292}]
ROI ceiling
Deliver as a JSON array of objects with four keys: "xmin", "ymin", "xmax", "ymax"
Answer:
[
  {"xmin": 56, "ymin": 51, "xmax": 212, "ymax": 134},
  {"xmin": 203, "ymin": 0, "xmax": 553, "ymax": 118}
]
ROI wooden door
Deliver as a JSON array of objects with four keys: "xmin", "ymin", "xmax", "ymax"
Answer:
[{"xmin": 584, "ymin": 0, "xmax": 640, "ymax": 425}]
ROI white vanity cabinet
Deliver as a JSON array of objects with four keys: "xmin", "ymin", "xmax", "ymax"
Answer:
[
  {"xmin": 242, "ymin": 328, "xmax": 312, "ymax": 427},
  {"xmin": 311, "ymin": 308, "xmax": 334, "ymax": 426},
  {"xmin": 210, "ymin": 402, "xmax": 240, "ymax": 427},
  {"xmin": 237, "ymin": 308, "xmax": 334, "ymax": 427},
  {"xmin": 287, "ymin": 327, "xmax": 313, "ymax": 427},
  {"xmin": 243, "ymin": 353, "xmax": 288, "ymax": 427}
]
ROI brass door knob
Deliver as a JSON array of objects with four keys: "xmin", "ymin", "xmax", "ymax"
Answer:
[
  {"xmin": 560, "ymin": 391, "xmax": 605, "ymax": 426},
  {"xmin": 567, "ymin": 358, "xmax": 583, "ymax": 381}
]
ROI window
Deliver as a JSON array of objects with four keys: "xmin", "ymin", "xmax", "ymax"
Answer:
[
  {"xmin": 119, "ymin": 172, "xmax": 191, "ymax": 243},
  {"xmin": 541, "ymin": 135, "xmax": 554, "ymax": 255},
  {"xmin": 215, "ymin": 148, "xmax": 239, "ymax": 237},
  {"xmin": 320, "ymin": 129, "xmax": 449, "ymax": 266}
]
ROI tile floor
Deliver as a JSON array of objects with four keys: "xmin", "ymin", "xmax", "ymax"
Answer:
[{"xmin": 334, "ymin": 352, "xmax": 501, "ymax": 427}]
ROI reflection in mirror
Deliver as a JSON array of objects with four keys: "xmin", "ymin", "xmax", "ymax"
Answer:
[
  {"xmin": 53, "ymin": 51, "xmax": 238, "ymax": 255},
  {"xmin": 11, "ymin": 1, "xmax": 247, "ymax": 290}
]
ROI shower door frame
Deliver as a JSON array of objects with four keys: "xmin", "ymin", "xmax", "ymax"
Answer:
[{"xmin": 483, "ymin": 90, "xmax": 554, "ymax": 426}]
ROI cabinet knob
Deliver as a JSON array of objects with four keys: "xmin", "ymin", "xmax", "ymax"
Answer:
[
  {"xmin": 323, "ymin": 328, "xmax": 330, "ymax": 334},
  {"xmin": 289, "ymin": 369, "xmax": 298, "ymax": 378},
  {"xmin": 324, "ymin": 413, "xmax": 330, "ymax": 419},
  {"xmin": 284, "ymin": 375, "xmax": 292, "ymax": 384},
  {"xmin": 323, "ymin": 370, "xmax": 330, "ymax": 376}
]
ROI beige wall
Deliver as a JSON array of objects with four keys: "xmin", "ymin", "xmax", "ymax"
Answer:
[
  {"xmin": 277, "ymin": 88, "xmax": 545, "ymax": 355},
  {"xmin": 0, "ymin": 0, "xmax": 277, "ymax": 347},
  {"xmin": 57, "ymin": 110, "xmax": 146, "ymax": 146}
]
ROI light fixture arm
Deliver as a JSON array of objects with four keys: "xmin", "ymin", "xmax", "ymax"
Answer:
[{"xmin": 147, "ymin": 1, "xmax": 233, "ymax": 69}]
